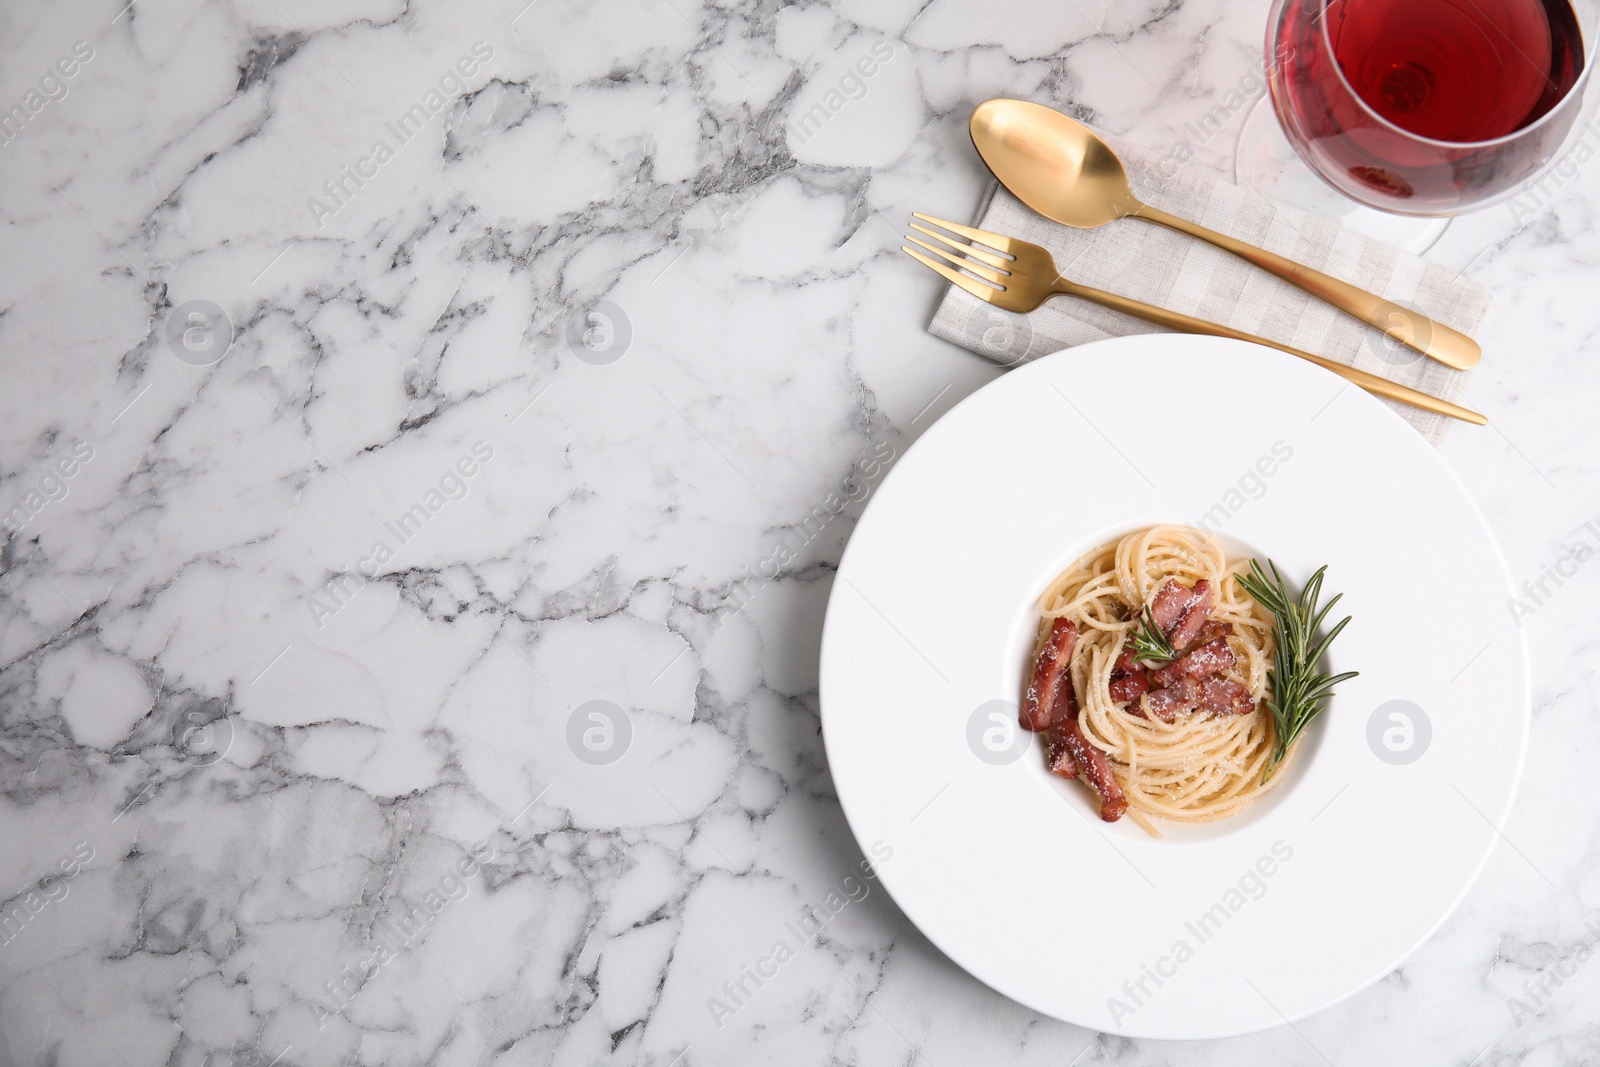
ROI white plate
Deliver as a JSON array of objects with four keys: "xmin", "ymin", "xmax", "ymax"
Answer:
[{"xmin": 820, "ymin": 335, "xmax": 1527, "ymax": 1039}]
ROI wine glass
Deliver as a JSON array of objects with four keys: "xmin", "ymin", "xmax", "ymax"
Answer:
[{"xmin": 1236, "ymin": 0, "xmax": 1597, "ymax": 250}]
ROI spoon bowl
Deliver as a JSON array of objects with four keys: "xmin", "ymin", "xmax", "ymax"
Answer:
[{"xmin": 969, "ymin": 99, "xmax": 1140, "ymax": 228}]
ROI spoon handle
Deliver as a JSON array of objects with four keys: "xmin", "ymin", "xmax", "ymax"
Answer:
[
  {"xmin": 1131, "ymin": 204, "xmax": 1481, "ymax": 372},
  {"xmin": 1050, "ymin": 277, "xmax": 1487, "ymax": 425}
]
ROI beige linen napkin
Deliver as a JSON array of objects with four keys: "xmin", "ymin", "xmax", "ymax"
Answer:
[{"xmin": 927, "ymin": 129, "xmax": 1491, "ymax": 444}]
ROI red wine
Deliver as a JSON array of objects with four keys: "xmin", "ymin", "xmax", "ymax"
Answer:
[
  {"xmin": 1328, "ymin": 0, "xmax": 1583, "ymax": 141},
  {"xmin": 1268, "ymin": 0, "xmax": 1588, "ymax": 211}
]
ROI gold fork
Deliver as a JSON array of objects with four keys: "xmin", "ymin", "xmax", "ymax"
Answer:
[{"xmin": 902, "ymin": 213, "xmax": 1486, "ymax": 426}]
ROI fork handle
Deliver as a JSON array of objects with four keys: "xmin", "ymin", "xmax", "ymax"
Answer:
[
  {"xmin": 1054, "ymin": 279, "xmax": 1487, "ymax": 426},
  {"xmin": 1132, "ymin": 204, "xmax": 1481, "ymax": 372}
]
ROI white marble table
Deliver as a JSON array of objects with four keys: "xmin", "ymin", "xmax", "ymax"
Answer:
[{"xmin": 2, "ymin": 0, "xmax": 1598, "ymax": 1063}]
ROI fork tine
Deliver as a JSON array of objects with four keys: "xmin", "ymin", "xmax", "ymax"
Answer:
[
  {"xmin": 901, "ymin": 246, "xmax": 1006, "ymax": 305},
  {"xmin": 908, "ymin": 223, "xmax": 1012, "ymax": 272},
  {"xmin": 912, "ymin": 212, "xmax": 1018, "ymax": 255},
  {"xmin": 903, "ymin": 235, "xmax": 1010, "ymax": 288}
]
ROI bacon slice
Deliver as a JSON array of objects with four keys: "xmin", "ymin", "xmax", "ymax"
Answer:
[
  {"xmin": 1148, "ymin": 579, "xmax": 1200, "ymax": 633},
  {"xmin": 1021, "ymin": 618, "xmax": 1079, "ymax": 732},
  {"xmin": 1045, "ymin": 674, "xmax": 1080, "ymax": 779},
  {"xmin": 1197, "ymin": 676, "xmax": 1256, "ymax": 715},
  {"xmin": 1114, "ymin": 646, "xmax": 1140, "ymax": 674},
  {"xmin": 1138, "ymin": 676, "xmax": 1203, "ymax": 722},
  {"xmin": 1046, "ymin": 728, "xmax": 1079, "ymax": 778},
  {"xmin": 1055, "ymin": 711, "xmax": 1128, "ymax": 821},
  {"xmin": 1191, "ymin": 620, "xmax": 1233, "ymax": 646},
  {"xmin": 1167, "ymin": 579, "xmax": 1214, "ymax": 650},
  {"xmin": 1151, "ymin": 636, "xmax": 1236, "ymax": 689},
  {"xmin": 1108, "ymin": 668, "xmax": 1151, "ymax": 704}
]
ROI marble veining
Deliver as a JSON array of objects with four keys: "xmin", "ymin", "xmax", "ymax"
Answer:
[{"xmin": 1, "ymin": 0, "xmax": 1598, "ymax": 1064}]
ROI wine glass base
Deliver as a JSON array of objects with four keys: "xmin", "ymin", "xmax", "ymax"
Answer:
[{"xmin": 1232, "ymin": 95, "xmax": 1450, "ymax": 255}]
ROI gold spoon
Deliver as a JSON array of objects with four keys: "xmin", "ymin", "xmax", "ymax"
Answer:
[{"xmin": 968, "ymin": 99, "xmax": 1481, "ymax": 372}]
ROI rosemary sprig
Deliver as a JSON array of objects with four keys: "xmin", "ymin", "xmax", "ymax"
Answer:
[
  {"xmin": 1235, "ymin": 558, "xmax": 1358, "ymax": 781},
  {"xmin": 1129, "ymin": 605, "xmax": 1178, "ymax": 666}
]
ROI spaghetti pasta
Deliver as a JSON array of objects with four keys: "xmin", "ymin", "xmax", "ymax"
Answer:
[{"xmin": 1032, "ymin": 524, "xmax": 1292, "ymax": 829}]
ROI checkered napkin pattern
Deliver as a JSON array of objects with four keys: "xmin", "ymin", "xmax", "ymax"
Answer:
[{"xmin": 926, "ymin": 129, "xmax": 1492, "ymax": 444}]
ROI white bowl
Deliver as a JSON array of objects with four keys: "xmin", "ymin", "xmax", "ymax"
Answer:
[{"xmin": 820, "ymin": 335, "xmax": 1527, "ymax": 1039}]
